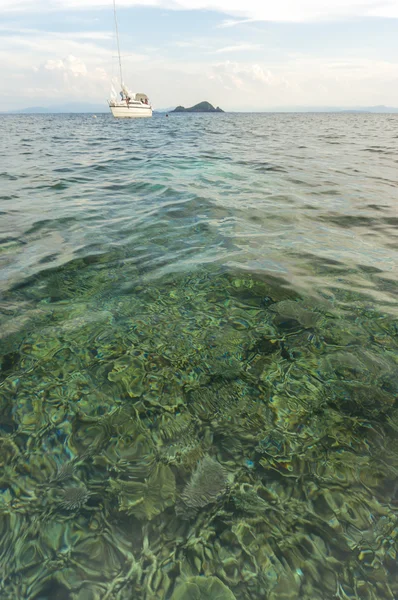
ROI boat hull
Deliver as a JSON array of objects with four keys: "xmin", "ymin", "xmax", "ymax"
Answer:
[{"xmin": 110, "ymin": 104, "xmax": 152, "ymax": 119}]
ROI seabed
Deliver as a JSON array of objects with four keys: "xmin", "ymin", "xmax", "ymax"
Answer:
[{"xmin": 0, "ymin": 259, "xmax": 397, "ymax": 599}]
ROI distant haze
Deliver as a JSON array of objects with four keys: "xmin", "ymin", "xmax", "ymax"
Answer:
[
  {"xmin": 1, "ymin": 0, "xmax": 398, "ymax": 111},
  {"xmin": 3, "ymin": 104, "xmax": 398, "ymax": 114}
]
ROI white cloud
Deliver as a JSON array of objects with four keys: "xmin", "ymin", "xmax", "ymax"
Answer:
[
  {"xmin": 171, "ymin": 41, "xmax": 195, "ymax": 48},
  {"xmin": 2, "ymin": 0, "xmax": 398, "ymax": 21},
  {"xmin": 214, "ymin": 43, "xmax": 262, "ymax": 53},
  {"xmin": 178, "ymin": 0, "xmax": 398, "ymax": 22},
  {"xmin": 0, "ymin": 29, "xmax": 112, "ymax": 108},
  {"xmin": 0, "ymin": 19, "xmax": 156, "ymax": 110},
  {"xmin": 210, "ymin": 60, "xmax": 289, "ymax": 92},
  {"xmin": 1, "ymin": 49, "xmax": 397, "ymax": 110},
  {"xmin": 217, "ymin": 19, "xmax": 256, "ymax": 28},
  {"xmin": 44, "ymin": 55, "xmax": 88, "ymax": 76},
  {"xmin": 0, "ymin": 1, "xmax": 397, "ymax": 111},
  {"xmin": 206, "ymin": 55, "xmax": 398, "ymax": 108},
  {"xmin": 31, "ymin": 55, "xmax": 109, "ymax": 101},
  {"xmin": 0, "ymin": 27, "xmax": 113, "ymax": 41}
]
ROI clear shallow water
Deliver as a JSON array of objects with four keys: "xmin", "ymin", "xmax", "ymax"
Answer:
[{"xmin": 0, "ymin": 113, "xmax": 397, "ymax": 599}]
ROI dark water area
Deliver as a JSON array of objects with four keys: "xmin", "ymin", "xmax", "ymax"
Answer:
[{"xmin": 0, "ymin": 112, "xmax": 397, "ymax": 599}]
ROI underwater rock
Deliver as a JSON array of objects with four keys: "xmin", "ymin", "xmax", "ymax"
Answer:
[
  {"xmin": 321, "ymin": 351, "xmax": 367, "ymax": 381},
  {"xmin": 0, "ymin": 307, "xmax": 49, "ymax": 357},
  {"xmin": 321, "ymin": 347, "xmax": 394, "ymax": 387},
  {"xmin": 188, "ymin": 387, "xmax": 222, "ymax": 420},
  {"xmin": 101, "ymin": 423, "xmax": 155, "ymax": 480},
  {"xmin": 0, "ymin": 436, "xmax": 19, "ymax": 467},
  {"xmin": 155, "ymin": 412, "xmax": 194, "ymax": 443},
  {"xmin": 327, "ymin": 381, "xmax": 395, "ymax": 418},
  {"xmin": 207, "ymin": 357, "xmax": 242, "ymax": 381},
  {"xmin": 180, "ymin": 456, "xmax": 228, "ymax": 514},
  {"xmin": 57, "ymin": 309, "xmax": 114, "ymax": 334},
  {"xmin": 270, "ymin": 300, "xmax": 321, "ymax": 330},
  {"xmin": 206, "ymin": 325, "xmax": 248, "ymax": 351},
  {"xmin": 0, "ymin": 352, "xmax": 21, "ymax": 380},
  {"xmin": 108, "ymin": 355, "xmax": 145, "ymax": 398},
  {"xmin": 170, "ymin": 576, "xmax": 236, "ymax": 600},
  {"xmin": 110, "ymin": 463, "xmax": 176, "ymax": 520},
  {"xmin": 188, "ymin": 382, "xmax": 243, "ymax": 421},
  {"xmin": 3, "ymin": 265, "xmax": 398, "ymax": 599},
  {"xmin": 153, "ymin": 412, "xmax": 203, "ymax": 469},
  {"xmin": 256, "ymin": 431, "xmax": 290, "ymax": 461},
  {"xmin": 203, "ymin": 325, "xmax": 248, "ymax": 381},
  {"xmin": 380, "ymin": 369, "xmax": 398, "ymax": 395},
  {"xmin": 322, "ymin": 320, "xmax": 369, "ymax": 347},
  {"xmin": 71, "ymin": 414, "xmax": 110, "ymax": 455},
  {"xmin": 51, "ymin": 460, "xmax": 77, "ymax": 483},
  {"xmin": 247, "ymin": 337, "xmax": 279, "ymax": 358},
  {"xmin": 232, "ymin": 484, "xmax": 269, "ymax": 515}
]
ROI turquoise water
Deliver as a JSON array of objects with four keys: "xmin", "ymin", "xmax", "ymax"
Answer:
[{"xmin": 0, "ymin": 113, "xmax": 397, "ymax": 599}]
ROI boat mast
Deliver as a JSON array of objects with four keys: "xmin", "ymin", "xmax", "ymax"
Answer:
[{"xmin": 113, "ymin": 0, "xmax": 123, "ymax": 88}]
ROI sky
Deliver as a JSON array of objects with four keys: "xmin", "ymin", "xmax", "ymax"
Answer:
[{"xmin": 0, "ymin": 0, "xmax": 398, "ymax": 111}]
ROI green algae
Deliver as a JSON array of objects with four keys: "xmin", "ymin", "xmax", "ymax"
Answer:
[{"xmin": 0, "ymin": 264, "xmax": 397, "ymax": 599}]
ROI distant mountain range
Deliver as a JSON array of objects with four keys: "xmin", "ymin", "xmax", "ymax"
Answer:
[
  {"xmin": 1, "ymin": 103, "xmax": 397, "ymax": 114},
  {"xmin": 338, "ymin": 105, "xmax": 398, "ymax": 113},
  {"xmin": 1, "ymin": 102, "xmax": 109, "ymax": 114},
  {"xmin": 267, "ymin": 105, "xmax": 398, "ymax": 114}
]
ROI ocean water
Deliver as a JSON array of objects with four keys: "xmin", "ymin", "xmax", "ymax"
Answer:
[{"xmin": 0, "ymin": 112, "xmax": 397, "ymax": 600}]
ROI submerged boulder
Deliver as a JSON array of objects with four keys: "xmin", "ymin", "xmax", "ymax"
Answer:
[{"xmin": 171, "ymin": 576, "xmax": 236, "ymax": 600}]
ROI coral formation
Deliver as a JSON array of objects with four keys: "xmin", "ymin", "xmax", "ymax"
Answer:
[
  {"xmin": 0, "ymin": 265, "xmax": 397, "ymax": 599},
  {"xmin": 180, "ymin": 455, "xmax": 229, "ymax": 514},
  {"xmin": 58, "ymin": 485, "xmax": 91, "ymax": 511}
]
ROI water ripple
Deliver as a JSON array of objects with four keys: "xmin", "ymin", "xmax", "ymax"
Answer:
[{"xmin": 0, "ymin": 112, "xmax": 397, "ymax": 315}]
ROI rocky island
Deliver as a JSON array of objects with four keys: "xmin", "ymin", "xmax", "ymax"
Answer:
[{"xmin": 172, "ymin": 101, "xmax": 224, "ymax": 113}]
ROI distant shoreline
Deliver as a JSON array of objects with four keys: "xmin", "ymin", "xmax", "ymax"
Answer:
[
  {"xmin": 2, "ymin": 102, "xmax": 398, "ymax": 116},
  {"xmin": 2, "ymin": 109, "xmax": 398, "ymax": 115}
]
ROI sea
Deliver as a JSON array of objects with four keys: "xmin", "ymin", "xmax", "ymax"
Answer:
[{"xmin": 0, "ymin": 112, "xmax": 397, "ymax": 600}]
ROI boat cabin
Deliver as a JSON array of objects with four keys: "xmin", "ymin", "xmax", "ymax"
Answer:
[{"xmin": 109, "ymin": 90, "xmax": 150, "ymax": 108}]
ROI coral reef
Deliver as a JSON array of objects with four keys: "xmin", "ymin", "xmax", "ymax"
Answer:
[
  {"xmin": 58, "ymin": 485, "xmax": 91, "ymax": 511},
  {"xmin": 179, "ymin": 455, "xmax": 229, "ymax": 515},
  {"xmin": 0, "ymin": 264, "xmax": 397, "ymax": 599}
]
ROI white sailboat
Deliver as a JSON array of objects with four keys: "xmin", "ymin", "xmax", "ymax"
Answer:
[{"xmin": 108, "ymin": 0, "xmax": 152, "ymax": 119}]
